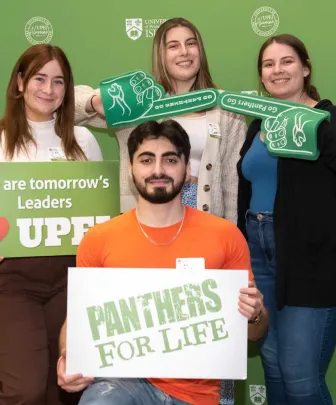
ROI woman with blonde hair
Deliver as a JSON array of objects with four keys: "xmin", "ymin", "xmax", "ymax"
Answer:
[
  {"xmin": 0, "ymin": 43, "xmax": 102, "ymax": 405},
  {"xmin": 75, "ymin": 17, "xmax": 246, "ymax": 224}
]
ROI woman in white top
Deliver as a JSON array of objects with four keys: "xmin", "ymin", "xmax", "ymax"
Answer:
[
  {"xmin": 75, "ymin": 17, "xmax": 246, "ymax": 224},
  {"xmin": 0, "ymin": 44, "xmax": 102, "ymax": 405}
]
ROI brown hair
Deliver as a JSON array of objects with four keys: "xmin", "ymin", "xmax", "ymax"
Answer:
[
  {"xmin": 0, "ymin": 44, "xmax": 87, "ymax": 160},
  {"xmin": 257, "ymin": 34, "xmax": 320, "ymax": 101},
  {"xmin": 128, "ymin": 119, "xmax": 191, "ymax": 164},
  {"xmin": 152, "ymin": 18, "xmax": 216, "ymax": 94}
]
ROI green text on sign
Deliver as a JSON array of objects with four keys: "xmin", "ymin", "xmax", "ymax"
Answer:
[{"xmin": 0, "ymin": 161, "xmax": 120, "ymax": 257}]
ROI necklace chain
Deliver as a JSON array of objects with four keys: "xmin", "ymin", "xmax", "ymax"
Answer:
[{"xmin": 135, "ymin": 208, "xmax": 185, "ymax": 246}]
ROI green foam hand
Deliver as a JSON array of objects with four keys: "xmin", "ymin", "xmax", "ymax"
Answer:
[
  {"xmin": 100, "ymin": 70, "xmax": 217, "ymax": 127},
  {"xmin": 218, "ymin": 92, "xmax": 330, "ymax": 160},
  {"xmin": 100, "ymin": 70, "xmax": 330, "ymax": 160}
]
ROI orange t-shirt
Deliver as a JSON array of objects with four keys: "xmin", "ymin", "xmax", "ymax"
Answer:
[{"xmin": 77, "ymin": 207, "xmax": 252, "ymax": 405}]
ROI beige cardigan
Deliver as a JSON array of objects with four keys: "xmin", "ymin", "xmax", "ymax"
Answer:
[{"xmin": 75, "ymin": 85, "xmax": 247, "ymax": 223}]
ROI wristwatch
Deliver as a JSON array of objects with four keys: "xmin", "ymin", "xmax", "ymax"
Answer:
[{"xmin": 248, "ymin": 310, "xmax": 262, "ymax": 325}]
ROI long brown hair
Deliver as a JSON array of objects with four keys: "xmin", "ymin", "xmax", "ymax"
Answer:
[
  {"xmin": 257, "ymin": 34, "xmax": 320, "ymax": 101},
  {"xmin": 152, "ymin": 18, "xmax": 216, "ymax": 94},
  {"xmin": 0, "ymin": 44, "xmax": 87, "ymax": 160}
]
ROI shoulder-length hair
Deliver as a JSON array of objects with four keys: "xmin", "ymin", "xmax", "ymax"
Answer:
[
  {"xmin": 0, "ymin": 44, "xmax": 87, "ymax": 160},
  {"xmin": 257, "ymin": 34, "xmax": 320, "ymax": 101},
  {"xmin": 152, "ymin": 18, "xmax": 216, "ymax": 94}
]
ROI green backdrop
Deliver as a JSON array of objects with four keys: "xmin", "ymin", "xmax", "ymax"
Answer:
[{"xmin": 1, "ymin": 1, "xmax": 336, "ymax": 403}]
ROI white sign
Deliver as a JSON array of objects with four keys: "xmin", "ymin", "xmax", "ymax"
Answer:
[{"xmin": 66, "ymin": 268, "xmax": 248, "ymax": 379}]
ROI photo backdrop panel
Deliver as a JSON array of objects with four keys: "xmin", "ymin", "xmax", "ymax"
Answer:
[{"xmin": 1, "ymin": 1, "xmax": 336, "ymax": 403}]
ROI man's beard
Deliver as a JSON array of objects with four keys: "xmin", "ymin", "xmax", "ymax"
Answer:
[{"xmin": 132, "ymin": 172, "xmax": 186, "ymax": 204}]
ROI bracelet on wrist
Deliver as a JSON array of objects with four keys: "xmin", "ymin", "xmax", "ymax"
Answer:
[
  {"xmin": 248, "ymin": 310, "xmax": 262, "ymax": 325},
  {"xmin": 90, "ymin": 95, "xmax": 96, "ymax": 112}
]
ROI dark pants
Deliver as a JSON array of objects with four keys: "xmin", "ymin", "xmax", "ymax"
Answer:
[
  {"xmin": 246, "ymin": 212, "xmax": 336, "ymax": 405},
  {"xmin": 0, "ymin": 256, "xmax": 81, "ymax": 405}
]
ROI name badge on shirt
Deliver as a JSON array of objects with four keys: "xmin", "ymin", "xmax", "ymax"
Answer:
[
  {"xmin": 208, "ymin": 123, "xmax": 221, "ymax": 139},
  {"xmin": 48, "ymin": 147, "xmax": 67, "ymax": 161},
  {"xmin": 176, "ymin": 258, "xmax": 205, "ymax": 271}
]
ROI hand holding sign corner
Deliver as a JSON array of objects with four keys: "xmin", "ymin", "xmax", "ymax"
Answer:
[
  {"xmin": 0, "ymin": 216, "xmax": 9, "ymax": 261},
  {"xmin": 0, "ymin": 217, "xmax": 9, "ymax": 241}
]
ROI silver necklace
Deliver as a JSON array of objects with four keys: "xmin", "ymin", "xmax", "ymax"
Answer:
[{"xmin": 135, "ymin": 208, "xmax": 185, "ymax": 246}]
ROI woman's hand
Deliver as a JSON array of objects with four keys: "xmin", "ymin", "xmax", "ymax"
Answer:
[{"xmin": 86, "ymin": 94, "xmax": 105, "ymax": 116}]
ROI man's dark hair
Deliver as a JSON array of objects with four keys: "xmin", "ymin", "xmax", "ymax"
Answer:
[{"xmin": 127, "ymin": 120, "xmax": 191, "ymax": 163}]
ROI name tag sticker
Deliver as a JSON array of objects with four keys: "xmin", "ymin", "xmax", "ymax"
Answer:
[
  {"xmin": 176, "ymin": 258, "xmax": 205, "ymax": 271},
  {"xmin": 208, "ymin": 123, "xmax": 221, "ymax": 138},
  {"xmin": 48, "ymin": 147, "xmax": 67, "ymax": 161}
]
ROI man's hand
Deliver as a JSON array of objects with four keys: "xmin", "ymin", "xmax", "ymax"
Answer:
[
  {"xmin": 239, "ymin": 280, "xmax": 268, "ymax": 341},
  {"xmin": 0, "ymin": 257, "xmax": 3, "ymax": 263},
  {"xmin": 57, "ymin": 349, "xmax": 94, "ymax": 393},
  {"xmin": 238, "ymin": 280, "xmax": 263, "ymax": 321}
]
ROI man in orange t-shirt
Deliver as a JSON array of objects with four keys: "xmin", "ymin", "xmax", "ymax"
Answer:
[{"xmin": 57, "ymin": 120, "xmax": 267, "ymax": 405}]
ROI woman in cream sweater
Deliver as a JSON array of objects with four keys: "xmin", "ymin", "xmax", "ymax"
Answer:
[{"xmin": 75, "ymin": 18, "xmax": 246, "ymax": 224}]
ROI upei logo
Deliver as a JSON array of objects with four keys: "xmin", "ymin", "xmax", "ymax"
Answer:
[
  {"xmin": 249, "ymin": 385, "xmax": 266, "ymax": 404},
  {"xmin": 251, "ymin": 7, "xmax": 279, "ymax": 37},
  {"xmin": 25, "ymin": 16, "xmax": 53, "ymax": 45},
  {"xmin": 125, "ymin": 19, "xmax": 143, "ymax": 41},
  {"xmin": 125, "ymin": 18, "xmax": 167, "ymax": 40}
]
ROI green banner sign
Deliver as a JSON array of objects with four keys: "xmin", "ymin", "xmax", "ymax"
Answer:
[
  {"xmin": 0, "ymin": 161, "xmax": 120, "ymax": 257},
  {"xmin": 100, "ymin": 71, "xmax": 330, "ymax": 161}
]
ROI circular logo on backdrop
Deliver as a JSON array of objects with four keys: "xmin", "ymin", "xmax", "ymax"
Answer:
[
  {"xmin": 251, "ymin": 7, "xmax": 279, "ymax": 36},
  {"xmin": 25, "ymin": 16, "xmax": 53, "ymax": 45}
]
